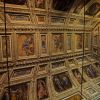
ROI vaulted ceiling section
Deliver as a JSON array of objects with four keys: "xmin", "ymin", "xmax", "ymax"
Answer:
[{"xmin": 0, "ymin": 0, "xmax": 100, "ymax": 17}]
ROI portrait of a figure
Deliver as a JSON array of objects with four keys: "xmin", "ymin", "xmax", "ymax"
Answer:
[
  {"xmin": 85, "ymin": 3, "xmax": 100, "ymax": 16},
  {"xmin": 83, "ymin": 65, "xmax": 98, "ymax": 79},
  {"xmin": 52, "ymin": 34, "xmax": 64, "ymax": 53},
  {"xmin": 53, "ymin": 72, "xmax": 72, "ymax": 92},
  {"xmin": 17, "ymin": 34, "xmax": 34, "ymax": 57},
  {"xmin": 72, "ymin": 69, "xmax": 86, "ymax": 84},
  {"xmin": 2, "ymin": 83, "xmax": 28, "ymax": 100},
  {"xmin": 37, "ymin": 78, "xmax": 48, "ymax": 100},
  {"xmin": 41, "ymin": 35, "xmax": 47, "ymax": 54},
  {"xmin": 76, "ymin": 34, "xmax": 83, "ymax": 49}
]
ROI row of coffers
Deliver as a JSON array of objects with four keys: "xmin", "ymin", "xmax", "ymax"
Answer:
[
  {"xmin": 0, "ymin": 33, "xmax": 90, "ymax": 60},
  {"xmin": 1, "ymin": 61, "xmax": 100, "ymax": 100}
]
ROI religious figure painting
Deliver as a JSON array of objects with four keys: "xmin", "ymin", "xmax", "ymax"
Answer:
[
  {"xmin": 52, "ymin": 33, "xmax": 64, "ymax": 53},
  {"xmin": 67, "ymin": 34, "xmax": 72, "ymax": 50},
  {"xmin": 72, "ymin": 69, "xmax": 86, "ymax": 84},
  {"xmin": 40, "ymin": 34, "xmax": 47, "ymax": 54},
  {"xmin": 17, "ymin": 34, "xmax": 35, "ymax": 57},
  {"xmin": 37, "ymin": 78, "xmax": 49, "ymax": 100},
  {"xmin": 83, "ymin": 65, "xmax": 98, "ymax": 79},
  {"xmin": 2, "ymin": 83, "xmax": 29, "ymax": 100},
  {"xmin": 53, "ymin": 72, "xmax": 72, "ymax": 92},
  {"xmin": 75, "ymin": 34, "xmax": 83, "ymax": 50},
  {"xmin": 35, "ymin": 0, "xmax": 46, "ymax": 9},
  {"xmin": 85, "ymin": 3, "xmax": 100, "ymax": 16},
  {"xmin": 1, "ymin": 36, "xmax": 11, "ymax": 58}
]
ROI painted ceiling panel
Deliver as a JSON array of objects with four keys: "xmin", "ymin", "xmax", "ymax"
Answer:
[
  {"xmin": 0, "ymin": 0, "xmax": 99, "ymax": 19},
  {"xmin": 85, "ymin": 3, "xmax": 100, "ymax": 16}
]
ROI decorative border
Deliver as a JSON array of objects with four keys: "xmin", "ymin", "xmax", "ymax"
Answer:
[
  {"xmin": 39, "ymin": 33, "xmax": 49, "ymax": 56},
  {"xmin": 37, "ymin": 63, "xmax": 48, "ymax": 75},
  {"xmin": 0, "ymin": 35, "xmax": 12, "ymax": 61},
  {"xmin": 7, "ymin": 13, "xmax": 32, "ymax": 24},
  {"xmin": 51, "ymin": 16, "xmax": 65, "ymax": 25},
  {"xmin": 35, "ymin": 14, "xmax": 46, "ymax": 25},
  {"xmin": 66, "ymin": 34, "xmax": 72, "ymax": 52}
]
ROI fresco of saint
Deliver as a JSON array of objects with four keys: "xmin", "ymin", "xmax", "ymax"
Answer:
[
  {"xmin": 76, "ymin": 34, "xmax": 83, "ymax": 49},
  {"xmin": 72, "ymin": 69, "xmax": 86, "ymax": 84},
  {"xmin": 84, "ymin": 65, "xmax": 98, "ymax": 79},
  {"xmin": 52, "ymin": 34, "xmax": 64, "ymax": 53},
  {"xmin": 2, "ymin": 83, "xmax": 28, "ymax": 100},
  {"xmin": 17, "ymin": 34, "xmax": 34, "ymax": 57},
  {"xmin": 37, "ymin": 78, "xmax": 48, "ymax": 100},
  {"xmin": 53, "ymin": 73, "xmax": 72, "ymax": 92},
  {"xmin": 41, "ymin": 35, "xmax": 47, "ymax": 54}
]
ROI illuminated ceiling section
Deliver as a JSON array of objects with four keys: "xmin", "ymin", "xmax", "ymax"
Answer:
[{"xmin": 0, "ymin": 0, "xmax": 99, "ymax": 27}]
